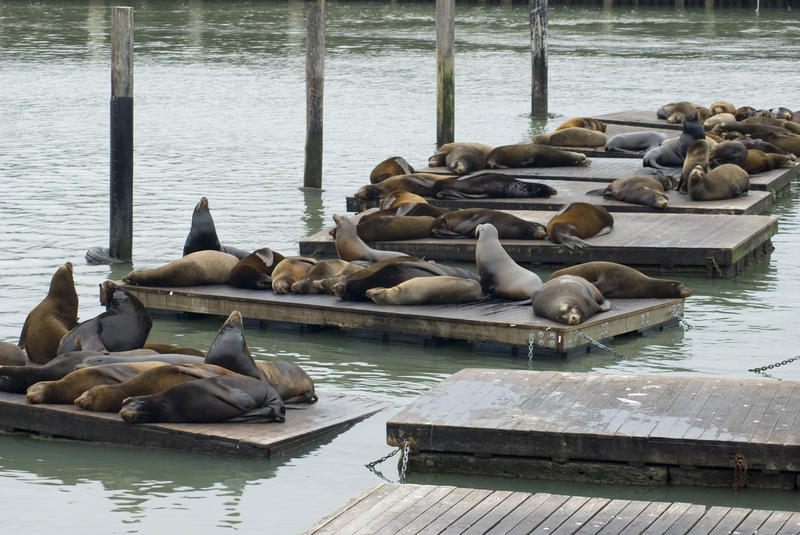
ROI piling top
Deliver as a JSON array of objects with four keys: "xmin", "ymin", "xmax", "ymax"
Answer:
[{"xmin": 111, "ymin": 6, "xmax": 133, "ymax": 98}]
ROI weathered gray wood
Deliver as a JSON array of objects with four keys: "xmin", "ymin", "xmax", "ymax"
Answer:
[
  {"xmin": 339, "ymin": 484, "xmax": 437, "ymax": 535},
  {"xmin": 304, "ymin": 0, "xmax": 325, "ymax": 188},
  {"xmin": 686, "ymin": 506, "xmax": 731, "ymax": 534},
  {"xmin": 375, "ymin": 485, "xmax": 460, "ymax": 535},
  {"xmin": 590, "ymin": 110, "xmax": 682, "ymax": 130},
  {"xmin": 438, "ymin": 490, "xmax": 515, "ymax": 534},
  {"xmin": 436, "ymin": 0, "xmax": 455, "ymax": 147},
  {"xmin": 621, "ymin": 501, "xmax": 673, "ymax": 533},
  {"xmin": 505, "ymin": 494, "xmax": 572, "ymax": 534},
  {"xmin": 394, "ymin": 486, "xmax": 475, "ymax": 535},
  {"xmin": 111, "ymin": 7, "xmax": 133, "ymax": 98},
  {"xmin": 529, "ymin": 0, "xmax": 548, "ymax": 118},
  {"xmin": 484, "ymin": 493, "xmax": 555, "ymax": 534},
  {"xmin": 757, "ymin": 511, "xmax": 795, "ymax": 534},
  {"xmin": 549, "ymin": 497, "xmax": 612, "ymax": 535},
  {"xmin": 532, "ymin": 496, "xmax": 592, "ymax": 534},
  {"xmin": 416, "ymin": 488, "xmax": 495, "ymax": 534},
  {"xmin": 595, "ymin": 500, "xmax": 651, "ymax": 534},
  {"xmin": 776, "ymin": 512, "xmax": 800, "ymax": 535},
  {"xmin": 707, "ymin": 507, "xmax": 755, "ymax": 534},
  {"xmin": 731, "ymin": 509, "xmax": 776, "ymax": 534},
  {"xmin": 657, "ymin": 503, "xmax": 706, "ymax": 534},
  {"xmin": 573, "ymin": 499, "xmax": 633, "ymax": 535}
]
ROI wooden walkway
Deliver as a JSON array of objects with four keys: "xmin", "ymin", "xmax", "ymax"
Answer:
[
  {"xmin": 591, "ymin": 110, "xmax": 682, "ymax": 130},
  {"xmin": 346, "ymin": 179, "xmax": 775, "ymax": 215},
  {"xmin": 116, "ymin": 282, "xmax": 685, "ymax": 356},
  {"xmin": 387, "ymin": 369, "xmax": 800, "ymax": 489},
  {"xmin": 303, "ymin": 483, "xmax": 800, "ymax": 534},
  {"xmin": 300, "ymin": 211, "xmax": 778, "ymax": 277},
  {"xmin": 0, "ymin": 390, "xmax": 388, "ymax": 457}
]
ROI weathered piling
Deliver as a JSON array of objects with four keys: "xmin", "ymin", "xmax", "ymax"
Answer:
[
  {"xmin": 530, "ymin": 0, "xmax": 548, "ymax": 119},
  {"xmin": 436, "ymin": 0, "xmax": 455, "ymax": 147},
  {"xmin": 304, "ymin": 0, "xmax": 325, "ymax": 189}
]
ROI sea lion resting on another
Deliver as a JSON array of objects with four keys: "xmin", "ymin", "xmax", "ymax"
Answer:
[
  {"xmin": 546, "ymin": 202, "xmax": 614, "ymax": 250},
  {"xmin": 365, "ymin": 276, "xmax": 483, "ymax": 306},
  {"xmin": 0, "ymin": 342, "xmax": 27, "ymax": 366},
  {"xmin": 709, "ymin": 101, "xmax": 736, "ymax": 116},
  {"xmin": 333, "ymin": 213, "xmax": 408, "ymax": 263},
  {"xmin": 370, "ymin": 156, "xmax": 415, "ymax": 184},
  {"xmin": 532, "ymin": 275, "xmax": 611, "ymax": 325},
  {"xmin": 475, "ymin": 223, "xmax": 542, "ymax": 300},
  {"xmin": 709, "ymin": 141, "xmax": 748, "ymax": 169},
  {"xmin": 380, "ymin": 191, "xmax": 428, "ymax": 209},
  {"xmin": 430, "ymin": 173, "xmax": 557, "ymax": 200},
  {"xmin": 532, "ymin": 127, "xmax": 608, "ymax": 148},
  {"xmin": 428, "ymin": 142, "xmax": 494, "ymax": 175},
  {"xmin": 122, "ymin": 250, "xmax": 239, "ymax": 286},
  {"xmin": 604, "ymin": 131, "xmax": 669, "ymax": 154},
  {"xmin": 183, "ymin": 197, "xmax": 249, "ymax": 259},
  {"xmin": 354, "ymin": 173, "xmax": 453, "ymax": 201},
  {"xmin": 291, "ymin": 259, "xmax": 365, "ymax": 294},
  {"xmin": 431, "ymin": 208, "xmax": 547, "ymax": 239},
  {"xmin": 549, "ymin": 261, "xmax": 692, "ymax": 298},
  {"xmin": 586, "ymin": 173, "xmax": 675, "ymax": 209},
  {"xmin": 555, "ymin": 117, "xmax": 607, "ymax": 132},
  {"xmin": 271, "ymin": 257, "xmax": 318, "ymax": 294},
  {"xmin": 485, "ymin": 144, "xmax": 590, "ymax": 168},
  {"xmin": 687, "ymin": 164, "xmax": 750, "ymax": 201},
  {"xmin": 744, "ymin": 150, "xmax": 796, "ymax": 174},
  {"xmin": 229, "ymin": 248, "xmax": 286, "ymax": 290},
  {"xmin": 656, "ymin": 101, "xmax": 699, "ymax": 124},
  {"xmin": 643, "ymin": 109, "xmax": 705, "ymax": 169}
]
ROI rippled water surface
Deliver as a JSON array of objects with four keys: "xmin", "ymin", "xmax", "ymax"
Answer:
[{"xmin": 2, "ymin": 1, "xmax": 800, "ymax": 532}]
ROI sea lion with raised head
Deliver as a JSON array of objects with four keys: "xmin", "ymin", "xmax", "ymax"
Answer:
[
  {"xmin": 555, "ymin": 118, "xmax": 607, "ymax": 132},
  {"xmin": 229, "ymin": 248, "xmax": 286, "ymax": 290},
  {"xmin": 687, "ymin": 164, "xmax": 750, "ymax": 201},
  {"xmin": 430, "ymin": 173, "xmax": 557, "ymax": 200},
  {"xmin": 604, "ymin": 131, "xmax": 669, "ymax": 155},
  {"xmin": 532, "ymin": 275, "xmax": 611, "ymax": 325},
  {"xmin": 549, "ymin": 261, "xmax": 692, "ymax": 298},
  {"xmin": 370, "ymin": 156, "xmax": 415, "ymax": 184},
  {"xmin": 365, "ymin": 276, "xmax": 482, "ymax": 306},
  {"xmin": 678, "ymin": 138, "xmax": 712, "ymax": 193},
  {"xmin": 183, "ymin": 197, "xmax": 249, "ymax": 259},
  {"xmin": 532, "ymin": 127, "xmax": 608, "ymax": 148},
  {"xmin": 546, "ymin": 202, "xmax": 614, "ymax": 250},
  {"xmin": 333, "ymin": 213, "xmax": 408, "ymax": 263},
  {"xmin": 485, "ymin": 144, "xmax": 590, "ymax": 168},
  {"xmin": 203, "ymin": 310, "xmax": 267, "ymax": 381},
  {"xmin": 475, "ymin": 223, "xmax": 542, "ymax": 300},
  {"xmin": 431, "ymin": 208, "xmax": 548, "ymax": 239},
  {"xmin": 643, "ymin": 109, "xmax": 705, "ymax": 169},
  {"xmin": 271, "ymin": 257, "xmax": 318, "ymax": 294},
  {"xmin": 586, "ymin": 174, "xmax": 673, "ymax": 209},
  {"xmin": 122, "ymin": 250, "xmax": 239, "ymax": 287}
]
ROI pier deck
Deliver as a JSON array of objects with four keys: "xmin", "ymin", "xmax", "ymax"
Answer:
[
  {"xmin": 591, "ymin": 109, "xmax": 681, "ymax": 130},
  {"xmin": 386, "ymin": 369, "xmax": 800, "ymax": 489},
  {"xmin": 116, "ymin": 282, "xmax": 685, "ymax": 356},
  {"xmin": 303, "ymin": 483, "xmax": 800, "ymax": 534},
  {"xmin": 0, "ymin": 390, "xmax": 388, "ymax": 458},
  {"xmin": 300, "ymin": 211, "xmax": 778, "ymax": 277}
]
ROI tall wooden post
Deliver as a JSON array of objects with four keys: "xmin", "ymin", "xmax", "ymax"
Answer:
[
  {"xmin": 436, "ymin": 0, "xmax": 455, "ymax": 148},
  {"xmin": 304, "ymin": 0, "xmax": 325, "ymax": 189},
  {"xmin": 110, "ymin": 6, "xmax": 134, "ymax": 261},
  {"xmin": 530, "ymin": 0, "xmax": 548, "ymax": 119}
]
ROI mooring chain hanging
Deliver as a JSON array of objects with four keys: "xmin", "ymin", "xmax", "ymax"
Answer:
[
  {"xmin": 578, "ymin": 331, "xmax": 632, "ymax": 360},
  {"xmin": 733, "ymin": 453, "xmax": 748, "ymax": 489},
  {"xmin": 528, "ymin": 333, "xmax": 535, "ymax": 366},
  {"xmin": 671, "ymin": 304, "xmax": 692, "ymax": 330},
  {"xmin": 748, "ymin": 355, "xmax": 800, "ymax": 374},
  {"xmin": 399, "ymin": 440, "xmax": 410, "ymax": 483},
  {"xmin": 365, "ymin": 439, "xmax": 411, "ymax": 484}
]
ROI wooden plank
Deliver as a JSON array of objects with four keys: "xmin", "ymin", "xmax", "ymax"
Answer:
[
  {"xmin": 620, "ymin": 501, "xmax": 672, "ymax": 533},
  {"xmin": 573, "ymin": 499, "xmax": 633, "ymax": 535},
  {"xmin": 393, "ymin": 486, "xmax": 476, "ymax": 535},
  {"xmin": 505, "ymin": 494, "xmax": 572, "ymax": 535},
  {"xmin": 730, "ymin": 509, "xmax": 775, "ymax": 535},
  {"xmin": 415, "ymin": 488, "xmax": 495, "ymax": 535},
  {"xmin": 594, "ymin": 500, "xmax": 651, "ymax": 534},
  {"xmin": 591, "ymin": 110, "xmax": 682, "ymax": 130},
  {"xmin": 460, "ymin": 492, "xmax": 537, "ymax": 535},
  {"xmin": 484, "ymin": 493, "xmax": 555, "ymax": 534},
  {"xmin": 530, "ymin": 496, "xmax": 593, "ymax": 534},
  {"xmin": 345, "ymin": 484, "xmax": 439, "ymax": 535},
  {"xmin": 305, "ymin": 483, "xmax": 393, "ymax": 534},
  {"xmin": 686, "ymin": 506, "xmax": 731, "ymax": 534},
  {"xmin": 310, "ymin": 484, "xmax": 418, "ymax": 535},
  {"xmin": 549, "ymin": 497, "xmax": 612, "ymax": 535},
  {"xmin": 644, "ymin": 503, "xmax": 702, "ymax": 534},
  {"xmin": 757, "ymin": 511, "xmax": 795, "ymax": 535},
  {"xmin": 776, "ymin": 512, "xmax": 800, "ymax": 535},
  {"xmin": 707, "ymin": 508, "xmax": 755, "ymax": 535}
]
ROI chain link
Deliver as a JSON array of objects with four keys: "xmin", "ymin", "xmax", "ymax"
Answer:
[
  {"xmin": 577, "ymin": 331, "xmax": 631, "ymax": 360},
  {"xmin": 528, "ymin": 333, "xmax": 535, "ymax": 366},
  {"xmin": 671, "ymin": 305, "xmax": 692, "ymax": 330},
  {"xmin": 365, "ymin": 439, "xmax": 411, "ymax": 484},
  {"xmin": 748, "ymin": 355, "xmax": 800, "ymax": 374},
  {"xmin": 399, "ymin": 440, "xmax": 410, "ymax": 483}
]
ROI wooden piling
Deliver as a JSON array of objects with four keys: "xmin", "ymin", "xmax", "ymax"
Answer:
[
  {"xmin": 304, "ymin": 0, "xmax": 325, "ymax": 189},
  {"xmin": 436, "ymin": 0, "xmax": 455, "ymax": 148},
  {"xmin": 530, "ymin": 0, "xmax": 548, "ymax": 119},
  {"xmin": 109, "ymin": 6, "xmax": 134, "ymax": 262}
]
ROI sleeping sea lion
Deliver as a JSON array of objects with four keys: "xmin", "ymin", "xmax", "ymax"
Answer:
[
  {"xmin": 710, "ymin": 101, "xmax": 736, "ymax": 116},
  {"xmin": 354, "ymin": 173, "xmax": 454, "ymax": 201},
  {"xmin": 475, "ymin": 223, "xmax": 542, "ymax": 300},
  {"xmin": 333, "ymin": 213, "xmax": 408, "ymax": 263},
  {"xmin": 742, "ymin": 116, "xmax": 800, "ymax": 134},
  {"xmin": 703, "ymin": 113, "xmax": 736, "ymax": 130},
  {"xmin": 271, "ymin": 257, "xmax": 318, "ymax": 294},
  {"xmin": 770, "ymin": 107, "xmax": 794, "ymax": 120},
  {"xmin": 430, "ymin": 173, "xmax": 557, "ymax": 200},
  {"xmin": 661, "ymin": 101, "xmax": 699, "ymax": 124},
  {"xmin": 678, "ymin": 138, "xmax": 712, "ymax": 193},
  {"xmin": 183, "ymin": 197, "xmax": 249, "ymax": 259},
  {"xmin": 744, "ymin": 150, "xmax": 796, "ymax": 174},
  {"xmin": 428, "ymin": 142, "xmax": 494, "ymax": 174},
  {"xmin": 18, "ymin": 262, "xmax": 79, "ymax": 364},
  {"xmin": 604, "ymin": 132, "xmax": 669, "ymax": 154},
  {"xmin": 291, "ymin": 259, "xmax": 365, "ymax": 294},
  {"xmin": 555, "ymin": 118, "xmax": 607, "ymax": 132},
  {"xmin": 142, "ymin": 343, "xmax": 205, "ymax": 357},
  {"xmin": 687, "ymin": 164, "xmax": 750, "ymax": 201},
  {"xmin": 532, "ymin": 127, "xmax": 608, "ymax": 148},
  {"xmin": 549, "ymin": 261, "xmax": 692, "ymax": 298},
  {"xmin": 734, "ymin": 106, "xmax": 756, "ymax": 121},
  {"xmin": 229, "ymin": 248, "xmax": 286, "ymax": 290},
  {"xmin": 122, "ymin": 250, "xmax": 239, "ymax": 287},
  {"xmin": 356, "ymin": 215, "xmax": 434, "ymax": 242},
  {"xmin": 255, "ymin": 360, "xmax": 318, "ymax": 403},
  {"xmin": 485, "ymin": 144, "xmax": 590, "ymax": 168},
  {"xmin": 431, "ymin": 208, "xmax": 547, "ymax": 239},
  {"xmin": 709, "ymin": 140, "xmax": 748, "ymax": 169},
  {"xmin": 380, "ymin": 191, "xmax": 428, "ymax": 209},
  {"xmin": 532, "ymin": 275, "xmax": 611, "ymax": 325},
  {"xmin": 643, "ymin": 109, "xmax": 705, "ymax": 169},
  {"xmin": 546, "ymin": 202, "xmax": 614, "ymax": 250},
  {"xmin": 0, "ymin": 342, "xmax": 27, "ymax": 366},
  {"xmin": 728, "ymin": 136, "xmax": 793, "ymax": 156},
  {"xmin": 365, "ymin": 276, "xmax": 482, "ymax": 306},
  {"xmin": 586, "ymin": 174, "xmax": 673, "ymax": 209},
  {"xmin": 370, "ymin": 156, "xmax": 414, "ymax": 184}
]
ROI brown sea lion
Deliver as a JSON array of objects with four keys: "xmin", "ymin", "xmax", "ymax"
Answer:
[
  {"xmin": 255, "ymin": 360, "xmax": 318, "ymax": 403},
  {"xmin": 734, "ymin": 106, "xmax": 756, "ymax": 121},
  {"xmin": 430, "ymin": 173, "xmax": 557, "ymax": 200},
  {"xmin": 380, "ymin": 191, "xmax": 428, "ymax": 209},
  {"xmin": 18, "ymin": 262, "xmax": 79, "ymax": 364},
  {"xmin": 229, "ymin": 248, "xmax": 286, "ymax": 290},
  {"xmin": 710, "ymin": 101, "xmax": 736, "ymax": 116},
  {"xmin": 370, "ymin": 156, "xmax": 414, "ymax": 184},
  {"xmin": 431, "ymin": 208, "xmax": 547, "ymax": 239},
  {"xmin": 586, "ymin": 174, "xmax": 673, "ymax": 209},
  {"xmin": 661, "ymin": 101, "xmax": 699, "ymax": 124},
  {"xmin": 695, "ymin": 106, "xmax": 712, "ymax": 124},
  {"xmin": 365, "ymin": 276, "xmax": 482, "ymax": 306},
  {"xmin": 475, "ymin": 223, "xmax": 542, "ymax": 300},
  {"xmin": 729, "ymin": 136, "xmax": 793, "ymax": 156},
  {"xmin": 546, "ymin": 202, "xmax": 614, "ymax": 250},
  {"xmin": 549, "ymin": 261, "xmax": 692, "ymax": 298},
  {"xmin": 183, "ymin": 197, "xmax": 248, "ymax": 259},
  {"xmin": 291, "ymin": 259, "xmax": 365, "ymax": 294},
  {"xmin": 771, "ymin": 107, "xmax": 794, "ymax": 120},
  {"xmin": 555, "ymin": 117, "xmax": 607, "ymax": 132},
  {"xmin": 428, "ymin": 142, "xmax": 494, "ymax": 175},
  {"xmin": 271, "ymin": 257, "xmax": 318, "ymax": 294},
  {"xmin": 604, "ymin": 132, "xmax": 669, "ymax": 154},
  {"xmin": 704, "ymin": 113, "xmax": 736, "ymax": 130},
  {"xmin": 122, "ymin": 250, "xmax": 239, "ymax": 287},
  {"xmin": 656, "ymin": 101, "xmax": 678, "ymax": 119},
  {"xmin": 354, "ymin": 173, "xmax": 454, "ymax": 201},
  {"xmin": 532, "ymin": 127, "xmax": 608, "ymax": 148},
  {"xmin": 687, "ymin": 164, "xmax": 750, "ymax": 201},
  {"xmin": 118, "ymin": 374, "xmax": 286, "ymax": 424},
  {"xmin": 203, "ymin": 310, "xmax": 267, "ymax": 381},
  {"xmin": 709, "ymin": 140, "xmax": 748, "ymax": 169},
  {"xmin": 743, "ymin": 116, "xmax": 800, "ymax": 135},
  {"xmin": 356, "ymin": 215, "xmax": 434, "ymax": 242},
  {"xmin": 333, "ymin": 213, "xmax": 408, "ymax": 263},
  {"xmin": 0, "ymin": 341, "xmax": 27, "ymax": 366},
  {"xmin": 485, "ymin": 144, "xmax": 590, "ymax": 168},
  {"xmin": 142, "ymin": 343, "xmax": 205, "ymax": 357},
  {"xmin": 678, "ymin": 138, "xmax": 712, "ymax": 192},
  {"xmin": 711, "ymin": 121, "xmax": 793, "ymax": 139},
  {"xmin": 744, "ymin": 150, "xmax": 796, "ymax": 174},
  {"xmin": 531, "ymin": 275, "xmax": 611, "ymax": 325}
]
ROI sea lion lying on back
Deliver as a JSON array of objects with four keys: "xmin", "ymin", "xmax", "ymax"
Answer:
[
  {"xmin": 586, "ymin": 173, "xmax": 675, "ymax": 209},
  {"xmin": 532, "ymin": 275, "xmax": 611, "ymax": 325},
  {"xmin": 370, "ymin": 156, "xmax": 415, "ymax": 184},
  {"xmin": 431, "ymin": 208, "xmax": 547, "ymax": 239},
  {"xmin": 485, "ymin": 144, "xmax": 590, "ymax": 168},
  {"xmin": 430, "ymin": 173, "xmax": 557, "ymax": 199},
  {"xmin": 532, "ymin": 127, "xmax": 608, "ymax": 148},
  {"xmin": 428, "ymin": 142, "xmax": 494, "ymax": 175},
  {"xmin": 549, "ymin": 261, "xmax": 692, "ymax": 298}
]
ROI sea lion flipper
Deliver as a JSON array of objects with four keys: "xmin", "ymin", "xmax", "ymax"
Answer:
[{"xmin": 559, "ymin": 236, "xmax": 588, "ymax": 250}]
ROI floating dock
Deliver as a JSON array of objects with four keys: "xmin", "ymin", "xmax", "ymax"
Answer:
[
  {"xmin": 591, "ymin": 110, "xmax": 682, "ymax": 130},
  {"xmin": 301, "ymin": 211, "xmax": 778, "ymax": 277},
  {"xmin": 346, "ymin": 178, "xmax": 776, "ymax": 215},
  {"xmin": 116, "ymin": 282, "xmax": 685, "ymax": 356},
  {"xmin": 303, "ymin": 483, "xmax": 800, "ymax": 535},
  {"xmin": 387, "ymin": 369, "xmax": 800, "ymax": 489},
  {"xmin": 0, "ymin": 390, "xmax": 388, "ymax": 458}
]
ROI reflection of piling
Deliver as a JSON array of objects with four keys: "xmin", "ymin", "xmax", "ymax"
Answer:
[
  {"xmin": 304, "ymin": 0, "xmax": 325, "ymax": 189},
  {"xmin": 436, "ymin": 0, "xmax": 455, "ymax": 147},
  {"xmin": 529, "ymin": 0, "xmax": 548, "ymax": 119},
  {"xmin": 110, "ymin": 6, "xmax": 134, "ymax": 262}
]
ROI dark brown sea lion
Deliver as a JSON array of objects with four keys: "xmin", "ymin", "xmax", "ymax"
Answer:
[
  {"xmin": 586, "ymin": 174, "xmax": 673, "ymax": 209},
  {"xmin": 18, "ymin": 262, "xmax": 79, "ymax": 364},
  {"xmin": 604, "ymin": 132, "xmax": 669, "ymax": 154},
  {"xmin": 532, "ymin": 128, "xmax": 608, "ymax": 148},
  {"xmin": 255, "ymin": 360, "xmax": 318, "ymax": 403},
  {"xmin": 0, "ymin": 342, "xmax": 27, "ymax": 366},
  {"xmin": 644, "ymin": 109, "xmax": 705, "ymax": 169},
  {"xmin": 119, "ymin": 374, "xmax": 286, "ymax": 424},
  {"xmin": 742, "ymin": 116, "xmax": 800, "ymax": 134},
  {"xmin": 428, "ymin": 142, "xmax": 494, "ymax": 175},
  {"xmin": 711, "ymin": 121, "xmax": 793, "ymax": 139},
  {"xmin": 485, "ymin": 144, "xmax": 590, "ymax": 168},
  {"xmin": 687, "ymin": 164, "xmax": 750, "ymax": 201},
  {"xmin": 431, "ymin": 208, "xmax": 547, "ymax": 239},
  {"xmin": 759, "ymin": 132, "xmax": 800, "ymax": 157},
  {"xmin": 122, "ymin": 250, "xmax": 239, "ymax": 286},
  {"xmin": 734, "ymin": 106, "xmax": 756, "ymax": 121},
  {"xmin": 710, "ymin": 101, "xmax": 736, "ymax": 116},
  {"xmin": 183, "ymin": 197, "xmax": 249, "ymax": 259},
  {"xmin": 291, "ymin": 259, "xmax": 364, "ymax": 294},
  {"xmin": 678, "ymin": 138, "xmax": 712, "ymax": 192},
  {"xmin": 142, "ymin": 343, "xmax": 205, "ymax": 357},
  {"xmin": 475, "ymin": 223, "xmax": 542, "ymax": 300},
  {"xmin": 333, "ymin": 213, "xmax": 408, "ymax": 263},
  {"xmin": 729, "ymin": 136, "xmax": 793, "ymax": 156},
  {"xmin": 549, "ymin": 261, "xmax": 692, "ymax": 298},
  {"xmin": 271, "ymin": 257, "xmax": 318, "ymax": 294},
  {"xmin": 369, "ymin": 156, "xmax": 415, "ymax": 184},
  {"xmin": 203, "ymin": 310, "xmax": 267, "ymax": 381},
  {"xmin": 356, "ymin": 215, "xmax": 435, "ymax": 242},
  {"xmin": 695, "ymin": 106, "xmax": 712, "ymax": 124},
  {"xmin": 744, "ymin": 150, "xmax": 797, "ymax": 174},
  {"xmin": 709, "ymin": 140, "xmax": 748, "ymax": 169},
  {"xmin": 229, "ymin": 248, "xmax": 286, "ymax": 290},
  {"xmin": 26, "ymin": 361, "xmax": 168, "ymax": 404},
  {"xmin": 531, "ymin": 275, "xmax": 611, "ymax": 325},
  {"xmin": 546, "ymin": 202, "xmax": 614, "ymax": 250},
  {"xmin": 365, "ymin": 276, "xmax": 482, "ymax": 306},
  {"xmin": 354, "ymin": 173, "xmax": 454, "ymax": 201},
  {"xmin": 57, "ymin": 281, "xmax": 152, "ymax": 355},
  {"xmin": 430, "ymin": 173, "xmax": 557, "ymax": 200},
  {"xmin": 555, "ymin": 117, "xmax": 607, "ymax": 132}
]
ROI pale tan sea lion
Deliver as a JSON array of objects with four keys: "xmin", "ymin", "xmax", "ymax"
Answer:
[
  {"xmin": 532, "ymin": 127, "xmax": 608, "ymax": 148},
  {"xmin": 486, "ymin": 144, "xmax": 590, "ymax": 168},
  {"xmin": 587, "ymin": 175, "xmax": 672, "ymax": 209},
  {"xmin": 475, "ymin": 223, "xmax": 542, "ymax": 300},
  {"xmin": 333, "ymin": 213, "xmax": 408, "ymax": 263},
  {"xmin": 291, "ymin": 259, "xmax": 364, "ymax": 294},
  {"xmin": 271, "ymin": 256, "xmax": 318, "ymax": 294},
  {"xmin": 370, "ymin": 156, "xmax": 415, "ymax": 184},
  {"xmin": 555, "ymin": 117, "xmax": 607, "ymax": 132},
  {"xmin": 709, "ymin": 101, "xmax": 736, "ymax": 116},
  {"xmin": 122, "ymin": 250, "xmax": 239, "ymax": 286},
  {"xmin": 365, "ymin": 276, "xmax": 482, "ymax": 306},
  {"xmin": 531, "ymin": 275, "xmax": 611, "ymax": 325}
]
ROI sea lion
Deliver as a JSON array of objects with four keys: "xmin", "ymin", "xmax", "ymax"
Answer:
[
  {"xmin": 142, "ymin": 343, "xmax": 205, "ymax": 357},
  {"xmin": 549, "ymin": 261, "xmax": 692, "ymax": 298},
  {"xmin": 744, "ymin": 150, "xmax": 796, "ymax": 174},
  {"xmin": 430, "ymin": 173, "xmax": 557, "ymax": 200},
  {"xmin": 255, "ymin": 360, "xmax": 318, "ymax": 403},
  {"xmin": 380, "ymin": 191, "xmax": 428, "ymax": 209},
  {"xmin": 546, "ymin": 202, "xmax": 614, "ymax": 250},
  {"xmin": 291, "ymin": 259, "xmax": 365, "ymax": 294},
  {"xmin": 356, "ymin": 215, "xmax": 435, "ymax": 242},
  {"xmin": 711, "ymin": 121, "xmax": 793, "ymax": 139},
  {"xmin": 742, "ymin": 116, "xmax": 800, "ymax": 134},
  {"xmin": 271, "ymin": 257, "xmax": 318, "ymax": 294},
  {"xmin": 662, "ymin": 101, "xmax": 699, "ymax": 124},
  {"xmin": 57, "ymin": 281, "xmax": 152, "ymax": 355},
  {"xmin": 122, "ymin": 250, "xmax": 239, "ymax": 287},
  {"xmin": 182, "ymin": 197, "xmax": 249, "ymax": 259},
  {"xmin": 586, "ymin": 174, "xmax": 673, "ymax": 209},
  {"xmin": 531, "ymin": 275, "xmax": 611, "ymax": 325},
  {"xmin": 365, "ymin": 276, "xmax": 482, "ymax": 306},
  {"xmin": 370, "ymin": 156, "xmax": 415, "ymax": 184},
  {"xmin": 532, "ymin": 127, "xmax": 608, "ymax": 148},
  {"xmin": 758, "ymin": 132, "xmax": 800, "ymax": 156},
  {"xmin": 229, "ymin": 248, "xmax": 286, "ymax": 290},
  {"xmin": 703, "ymin": 113, "xmax": 736, "ymax": 130},
  {"xmin": 428, "ymin": 142, "xmax": 494, "ymax": 175},
  {"xmin": 604, "ymin": 131, "xmax": 669, "ymax": 154},
  {"xmin": 735, "ymin": 106, "xmax": 756, "ymax": 121},
  {"xmin": 333, "ymin": 213, "xmax": 408, "ymax": 263},
  {"xmin": 485, "ymin": 144, "xmax": 590, "ymax": 168},
  {"xmin": 771, "ymin": 107, "xmax": 794, "ymax": 120},
  {"xmin": 119, "ymin": 374, "xmax": 286, "ymax": 424},
  {"xmin": 475, "ymin": 223, "xmax": 542, "ymax": 300},
  {"xmin": 203, "ymin": 310, "xmax": 267, "ymax": 381},
  {"xmin": 643, "ymin": 109, "xmax": 705, "ymax": 169},
  {"xmin": 694, "ymin": 106, "xmax": 711, "ymax": 124},
  {"xmin": 678, "ymin": 138, "xmax": 712, "ymax": 193},
  {"xmin": 687, "ymin": 164, "xmax": 750, "ymax": 201},
  {"xmin": 18, "ymin": 262, "xmax": 79, "ymax": 364},
  {"xmin": 77, "ymin": 353, "xmax": 204, "ymax": 368},
  {"xmin": 728, "ymin": 136, "xmax": 793, "ymax": 156},
  {"xmin": 709, "ymin": 140, "xmax": 748, "ymax": 169},
  {"xmin": 710, "ymin": 101, "xmax": 736, "ymax": 116},
  {"xmin": 354, "ymin": 173, "xmax": 454, "ymax": 201},
  {"xmin": 555, "ymin": 118, "xmax": 607, "ymax": 132},
  {"xmin": 26, "ymin": 361, "xmax": 168, "ymax": 404},
  {"xmin": 0, "ymin": 342, "xmax": 27, "ymax": 366},
  {"xmin": 431, "ymin": 208, "xmax": 547, "ymax": 239}
]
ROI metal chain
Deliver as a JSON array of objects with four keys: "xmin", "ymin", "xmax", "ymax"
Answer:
[
  {"xmin": 578, "ymin": 331, "xmax": 631, "ymax": 360},
  {"xmin": 671, "ymin": 305, "xmax": 692, "ymax": 330},
  {"xmin": 399, "ymin": 440, "xmax": 410, "ymax": 483},
  {"xmin": 528, "ymin": 333, "xmax": 535, "ymax": 366},
  {"xmin": 365, "ymin": 439, "xmax": 411, "ymax": 484},
  {"xmin": 748, "ymin": 355, "xmax": 800, "ymax": 374}
]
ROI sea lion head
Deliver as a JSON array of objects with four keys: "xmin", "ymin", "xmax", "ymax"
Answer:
[
  {"xmin": 119, "ymin": 396, "xmax": 156, "ymax": 423},
  {"xmin": 556, "ymin": 301, "xmax": 583, "ymax": 326}
]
